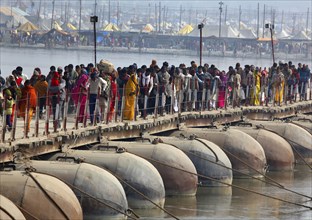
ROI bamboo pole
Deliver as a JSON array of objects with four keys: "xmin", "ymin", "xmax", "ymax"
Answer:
[
  {"xmin": 1, "ymin": 94, "xmax": 7, "ymax": 142},
  {"xmin": 35, "ymin": 92, "xmax": 39, "ymax": 137},
  {"xmin": 63, "ymin": 90, "xmax": 68, "ymax": 131}
]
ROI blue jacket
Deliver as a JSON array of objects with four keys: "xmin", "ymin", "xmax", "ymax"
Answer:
[{"xmin": 299, "ymin": 68, "xmax": 311, "ymax": 82}]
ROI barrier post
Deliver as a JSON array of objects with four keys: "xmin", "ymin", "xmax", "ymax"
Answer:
[
  {"xmin": 308, "ymin": 79, "xmax": 312, "ymax": 100},
  {"xmin": 154, "ymin": 84, "xmax": 159, "ymax": 119},
  {"xmin": 272, "ymin": 87, "xmax": 276, "ymax": 107},
  {"xmin": 133, "ymin": 90, "xmax": 138, "ymax": 122},
  {"xmin": 224, "ymin": 85, "xmax": 228, "ymax": 110},
  {"xmin": 53, "ymin": 92, "xmax": 60, "ymax": 132},
  {"xmin": 11, "ymin": 96, "xmax": 18, "ymax": 141},
  {"xmin": 24, "ymin": 93, "xmax": 29, "ymax": 138},
  {"xmin": 93, "ymin": 88, "xmax": 100, "ymax": 126},
  {"xmin": 143, "ymin": 93, "xmax": 148, "ymax": 120},
  {"xmin": 246, "ymin": 85, "xmax": 250, "ymax": 106},
  {"xmin": 106, "ymin": 91, "xmax": 111, "ymax": 124},
  {"xmin": 293, "ymin": 84, "xmax": 296, "ymax": 102},
  {"xmin": 207, "ymin": 88, "xmax": 211, "ymax": 111},
  {"xmin": 300, "ymin": 82, "xmax": 304, "ymax": 101},
  {"xmin": 160, "ymin": 86, "xmax": 165, "ymax": 116},
  {"xmin": 35, "ymin": 92, "xmax": 39, "ymax": 137},
  {"xmin": 63, "ymin": 90, "xmax": 68, "ymax": 131},
  {"xmin": 284, "ymin": 83, "xmax": 288, "ymax": 106},
  {"xmin": 1, "ymin": 94, "xmax": 7, "ymax": 142},
  {"xmin": 170, "ymin": 80, "xmax": 174, "ymax": 115},
  {"xmin": 304, "ymin": 82, "xmax": 307, "ymax": 101},
  {"xmin": 187, "ymin": 81, "xmax": 191, "ymax": 111},
  {"xmin": 45, "ymin": 91, "xmax": 50, "ymax": 135},
  {"xmin": 120, "ymin": 86, "xmax": 125, "ymax": 122},
  {"xmin": 75, "ymin": 89, "xmax": 82, "ymax": 129},
  {"xmin": 215, "ymin": 86, "xmax": 219, "ymax": 110},
  {"xmin": 179, "ymin": 80, "xmax": 183, "ymax": 114},
  {"xmin": 114, "ymin": 84, "xmax": 119, "ymax": 122},
  {"xmin": 265, "ymin": 85, "xmax": 269, "ymax": 106},
  {"xmin": 201, "ymin": 87, "xmax": 206, "ymax": 112},
  {"xmin": 290, "ymin": 85, "xmax": 293, "ymax": 104},
  {"xmin": 83, "ymin": 88, "xmax": 90, "ymax": 128}
]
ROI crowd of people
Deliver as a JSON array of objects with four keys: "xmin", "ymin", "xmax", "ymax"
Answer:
[
  {"xmin": 2, "ymin": 29, "xmax": 310, "ymax": 60},
  {"xmin": 0, "ymin": 59, "xmax": 311, "ymax": 137}
]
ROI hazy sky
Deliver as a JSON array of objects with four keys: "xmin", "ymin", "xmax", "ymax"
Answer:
[
  {"xmin": 103, "ymin": 0, "xmax": 312, "ymax": 11},
  {"xmin": 3, "ymin": 0, "xmax": 312, "ymax": 11},
  {"xmin": 2, "ymin": 0, "xmax": 311, "ymax": 13}
]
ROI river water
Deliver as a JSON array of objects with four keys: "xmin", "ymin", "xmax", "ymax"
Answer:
[
  {"xmin": 1, "ymin": 46, "xmax": 311, "ymax": 78},
  {"xmin": 133, "ymin": 165, "xmax": 312, "ymax": 220},
  {"xmin": 0, "ymin": 46, "xmax": 311, "ymax": 219}
]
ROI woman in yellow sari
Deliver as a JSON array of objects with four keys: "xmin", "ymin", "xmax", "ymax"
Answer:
[
  {"xmin": 123, "ymin": 70, "xmax": 139, "ymax": 120},
  {"xmin": 274, "ymin": 68, "xmax": 285, "ymax": 105},
  {"xmin": 252, "ymin": 68, "xmax": 261, "ymax": 105}
]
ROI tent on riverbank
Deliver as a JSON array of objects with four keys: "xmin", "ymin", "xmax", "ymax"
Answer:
[
  {"xmin": 0, "ymin": 6, "xmax": 30, "ymax": 27},
  {"xmin": 188, "ymin": 25, "xmax": 238, "ymax": 38},
  {"xmin": 16, "ymin": 21, "xmax": 38, "ymax": 32},
  {"xmin": 103, "ymin": 23, "xmax": 119, "ymax": 31},
  {"xmin": 61, "ymin": 22, "xmax": 77, "ymax": 31},
  {"xmin": 178, "ymin": 24, "xmax": 193, "ymax": 35},
  {"xmin": 291, "ymin": 31, "xmax": 311, "ymax": 40},
  {"xmin": 276, "ymin": 29, "xmax": 291, "ymax": 39},
  {"xmin": 142, "ymin": 24, "xmax": 154, "ymax": 32},
  {"xmin": 39, "ymin": 28, "xmax": 69, "ymax": 45},
  {"xmin": 238, "ymin": 29, "xmax": 257, "ymax": 39},
  {"xmin": 119, "ymin": 23, "xmax": 130, "ymax": 32},
  {"xmin": 52, "ymin": 21, "xmax": 63, "ymax": 31}
]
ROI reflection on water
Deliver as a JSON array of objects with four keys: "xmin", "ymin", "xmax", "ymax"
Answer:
[
  {"xmin": 133, "ymin": 165, "xmax": 311, "ymax": 220},
  {"xmin": 195, "ymin": 187, "xmax": 232, "ymax": 217}
]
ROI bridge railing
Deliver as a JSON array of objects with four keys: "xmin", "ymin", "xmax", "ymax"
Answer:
[{"xmin": 0, "ymin": 80, "xmax": 311, "ymax": 143}]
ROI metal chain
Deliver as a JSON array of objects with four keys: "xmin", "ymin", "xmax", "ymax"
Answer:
[{"xmin": 128, "ymin": 151, "xmax": 312, "ymax": 210}]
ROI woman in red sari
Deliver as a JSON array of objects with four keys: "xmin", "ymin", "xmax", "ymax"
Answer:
[
  {"xmin": 72, "ymin": 69, "xmax": 89, "ymax": 122},
  {"xmin": 218, "ymin": 71, "xmax": 228, "ymax": 108},
  {"xmin": 108, "ymin": 71, "xmax": 117, "ymax": 122}
]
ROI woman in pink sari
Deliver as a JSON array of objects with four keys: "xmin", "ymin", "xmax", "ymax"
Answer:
[
  {"xmin": 72, "ymin": 69, "xmax": 89, "ymax": 122},
  {"xmin": 218, "ymin": 71, "xmax": 228, "ymax": 108}
]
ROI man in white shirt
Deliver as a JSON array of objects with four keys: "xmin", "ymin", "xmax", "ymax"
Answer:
[
  {"xmin": 89, "ymin": 71, "xmax": 107, "ymax": 124},
  {"xmin": 139, "ymin": 68, "xmax": 153, "ymax": 117}
]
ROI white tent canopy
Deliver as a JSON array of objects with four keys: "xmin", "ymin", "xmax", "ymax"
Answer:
[
  {"xmin": 238, "ymin": 29, "xmax": 257, "ymax": 39},
  {"xmin": 188, "ymin": 25, "xmax": 239, "ymax": 38},
  {"xmin": 276, "ymin": 29, "xmax": 291, "ymax": 39},
  {"xmin": 292, "ymin": 31, "xmax": 311, "ymax": 40},
  {"xmin": 119, "ymin": 23, "xmax": 130, "ymax": 32}
]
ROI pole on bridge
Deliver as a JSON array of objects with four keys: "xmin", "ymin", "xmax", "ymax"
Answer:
[
  {"xmin": 24, "ymin": 93, "xmax": 30, "ymax": 138},
  {"xmin": 1, "ymin": 94, "xmax": 7, "ymax": 143},
  {"xmin": 35, "ymin": 92, "xmax": 39, "ymax": 137},
  {"xmin": 154, "ymin": 84, "xmax": 159, "ymax": 120},
  {"xmin": 75, "ymin": 89, "xmax": 82, "ymax": 130},
  {"xmin": 114, "ymin": 85, "xmax": 119, "ymax": 123},
  {"xmin": 93, "ymin": 88, "xmax": 100, "ymax": 126},
  {"xmin": 106, "ymin": 90, "xmax": 111, "ymax": 124},
  {"xmin": 45, "ymin": 91, "xmax": 50, "ymax": 135},
  {"xmin": 63, "ymin": 90, "xmax": 68, "ymax": 131},
  {"xmin": 11, "ymin": 96, "xmax": 18, "ymax": 141},
  {"xmin": 120, "ymin": 86, "xmax": 125, "ymax": 122},
  {"xmin": 83, "ymin": 88, "xmax": 90, "ymax": 128}
]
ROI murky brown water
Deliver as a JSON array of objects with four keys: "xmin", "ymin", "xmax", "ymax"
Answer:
[{"xmin": 133, "ymin": 165, "xmax": 312, "ymax": 220}]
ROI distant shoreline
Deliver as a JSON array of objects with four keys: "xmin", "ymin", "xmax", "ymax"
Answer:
[{"xmin": 1, "ymin": 43, "xmax": 311, "ymax": 63}]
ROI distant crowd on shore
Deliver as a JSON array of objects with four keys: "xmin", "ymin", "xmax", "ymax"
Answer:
[
  {"xmin": 1, "ymin": 29, "xmax": 310, "ymax": 59},
  {"xmin": 0, "ymin": 59, "xmax": 311, "ymax": 137}
]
